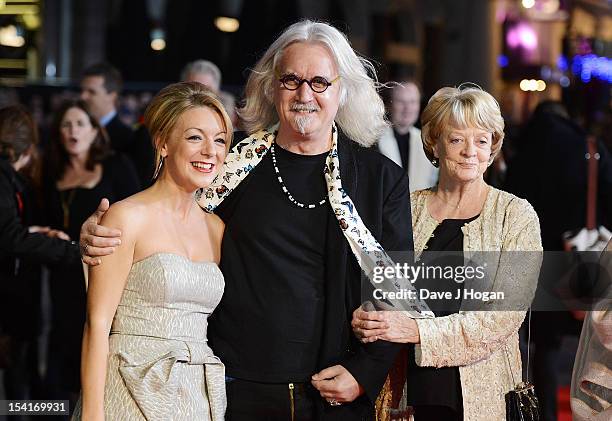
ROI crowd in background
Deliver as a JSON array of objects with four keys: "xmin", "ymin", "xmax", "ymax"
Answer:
[{"xmin": 0, "ymin": 55, "xmax": 611, "ymax": 421}]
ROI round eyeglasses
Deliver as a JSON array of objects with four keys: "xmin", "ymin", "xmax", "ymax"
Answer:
[{"xmin": 278, "ymin": 74, "xmax": 341, "ymax": 93}]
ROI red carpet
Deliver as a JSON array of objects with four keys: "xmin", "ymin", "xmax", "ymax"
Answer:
[{"xmin": 558, "ymin": 385, "xmax": 572, "ymax": 421}]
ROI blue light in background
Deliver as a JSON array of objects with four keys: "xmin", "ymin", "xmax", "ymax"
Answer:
[
  {"xmin": 572, "ymin": 55, "xmax": 583, "ymax": 75},
  {"xmin": 571, "ymin": 54, "xmax": 612, "ymax": 83},
  {"xmin": 497, "ymin": 54, "xmax": 509, "ymax": 67},
  {"xmin": 560, "ymin": 76, "xmax": 570, "ymax": 87},
  {"xmin": 557, "ymin": 55, "xmax": 568, "ymax": 71}
]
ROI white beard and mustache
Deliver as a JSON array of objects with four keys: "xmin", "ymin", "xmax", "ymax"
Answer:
[{"xmin": 290, "ymin": 102, "xmax": 320, "ymax": 135}]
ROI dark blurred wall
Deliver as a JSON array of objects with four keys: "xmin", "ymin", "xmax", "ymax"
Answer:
[{"xmin": 44, "ymin": 0, "xmax": 497, "ymax": 94}]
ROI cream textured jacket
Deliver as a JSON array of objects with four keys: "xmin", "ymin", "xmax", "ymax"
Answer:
[
  {"xmin": 375, "ymin": 187, "xmax": 543, "ymax": 420},
  {"xmin": 407, "ymin": 187, "xmax": 543, "ymax": 421}
]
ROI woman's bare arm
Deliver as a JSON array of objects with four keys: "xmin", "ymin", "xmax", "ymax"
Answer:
[{"xmin": 80, "ymin": 202, "xmax": 138, "ymax": 420}]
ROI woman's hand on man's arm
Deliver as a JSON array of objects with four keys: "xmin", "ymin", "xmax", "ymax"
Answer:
[{"xmin": 351, "ymin": 306, "xmax": 420, "ymax": 344}]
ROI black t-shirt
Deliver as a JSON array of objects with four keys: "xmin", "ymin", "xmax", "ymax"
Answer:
[
  {"xmin": 210, "ymin": 145, "xmax": 331, "ymax": 382},
  {"xmin": 407, "ymin": 215, "xmax": 479, "ymax": 412}
]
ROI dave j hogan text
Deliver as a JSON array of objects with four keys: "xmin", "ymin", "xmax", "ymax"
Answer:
[{"xmin": 372, "ymin": 288, "xmax": 505, "ymax": 302}]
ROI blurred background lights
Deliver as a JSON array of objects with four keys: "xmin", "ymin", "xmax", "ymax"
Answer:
[
  {"xmin": 150, "ymin": 38, "xmax": 165, "ymax": 51},
  {"xmin": 497, "ymin": 54, "xmax": 509, "ymax": 67},
  {"xmin": 520, "ymin": 79, "xmax": 546, "ymax": 92},
  {"xmin": 215, "ymin": 17, "xmax": 240, "ymax": 33},
  {"xmin": 556, "ymin": 55, "xmax": 568, "ymax": 71},
  {"xmin": 0, "ymin": 24, "xmax": 25, "ymax": 47},
  {"xmin": 559, "ymin": 76, "xmax": 570, "ymax": 88},
  {"xmin": 519, "ymin": 79, "xmax": 530, "ymax": 90},
  {"xmin": 150, "ymin": 28, "xmax": 166, "ymax": 51},
  {"xmin": 571, "ymin": 54, "xmax": 612, "ymax": 83},
  {"xmin": 45, "ymin": 62, "xmax": 56, "ymax": 77},
  {"xmin": 506, "ymin": 22, "xmax": 537, "ymax": 51},
  {"xmin": 21, "ymin": 14, "xmax": 41, "ymax": 31},
  {"xmin": 522, "ymin": 0, "xmax": 536, "ymax": 9},
  {"xmin": 540, "ymin": 0, "xmax": 560, "ymax": 14}
]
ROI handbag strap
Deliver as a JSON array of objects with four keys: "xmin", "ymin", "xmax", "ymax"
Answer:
[
  {"xmin": 586, "ymin": 136, "xmax": 599, "ymax": 230},
  {"xmin": 525, "ymin": 308, "xmax": 532, "ymax": 382}
]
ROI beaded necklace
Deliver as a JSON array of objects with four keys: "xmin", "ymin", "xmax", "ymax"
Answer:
[{"xmin": 269, "ymin": 142, "xmax": 327, "ymax": 209}]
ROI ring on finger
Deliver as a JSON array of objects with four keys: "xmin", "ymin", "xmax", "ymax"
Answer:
[{"xmin": 328, "ymin": 398, "xmax": 342, "ymax": 406}]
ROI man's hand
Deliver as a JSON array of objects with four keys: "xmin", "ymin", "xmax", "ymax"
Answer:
[
  {"xmin": 29, "ymin": 226, "xmax": 70, "ymax": 241},
  {"xmin": 28, "ymin": 225, "xmax": 51, "ymax": 234},
  {"xmin": 311, "ymin": 365, "xmax": 364, "ymax": 405},
  {"xmin": 47, "ymin": 229, "xmax": 70, "ymax": 241},
  {"xmin": 80, "ymin": 198, "xmax": 121, "ymax": 266},
  {"xmin": 28, "ymin": 225, "xmax": 70, "ymax": 241}
]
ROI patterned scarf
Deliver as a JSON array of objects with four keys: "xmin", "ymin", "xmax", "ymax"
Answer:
[{"xmin": 196, "ymin": 123, "xmax": 433, "ymax": 318}]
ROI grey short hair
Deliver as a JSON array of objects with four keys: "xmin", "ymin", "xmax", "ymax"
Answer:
[
  {"xmin": 180, "ymin": 60, "xmax": 222, "ymax": 91},
  {"xmin": 239, "ymin": 20, "xmax": 389, "ymax": 147}
]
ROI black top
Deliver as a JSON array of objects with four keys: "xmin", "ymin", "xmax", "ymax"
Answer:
[
  {"xmin": 407, "ymin": 214, "xmax": 479, "ymax": 412},
  {"xmin": 42, "ymin": 153, "xmax": 140, "ymax": 392},
  {"xmin": 209, "ymin": 131, "xmax": 413, "ymax": 418},
  {"xmin": 44, "ymin": 153, "xmax": 140, "ymax": 239},
  {"xmin": 393, "ymin": 129, "xmax": 411, "ymax": 169},
  {"xmin": 209, "ymin": 144, "xmax": 330, "ymax": 382}
]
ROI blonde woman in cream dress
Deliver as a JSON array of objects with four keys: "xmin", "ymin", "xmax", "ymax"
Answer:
[{"xmin": 72, "ymin": 82, "xmax": 232, "ymax": 421}]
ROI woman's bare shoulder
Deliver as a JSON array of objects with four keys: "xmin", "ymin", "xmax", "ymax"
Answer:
[{"xmin": 102, "ymin": 192, "xmax": 152, "ymax": 231}]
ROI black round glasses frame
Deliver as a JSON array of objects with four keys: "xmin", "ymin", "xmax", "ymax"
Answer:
[{"xmin": 278, "ymin": 73, "xmax": 341, "ymax": 93}]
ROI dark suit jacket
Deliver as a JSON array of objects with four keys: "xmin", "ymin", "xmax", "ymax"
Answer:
[
  {"xmin": 212, "ymin": 131, "xmax": 412, "ymax": 420},
  {"xmin": 104, "ymin": 114, "xmax": 134, "ymax": 153},
  {"xmin": 316, "ymin": 133, "xmax": 412, "ymax": 420},
  {"xmin": 105, "ymin": 115, "xmax": 155, "ymax": 189},
  {"xmin": 0, "ymin": 159, "xmax": 80, "ymax": 337},
  {"xmin": 0, "ymin": 159, "xmax": 79, "ymax": 266},
  {"xmin": 126, "ymin": 125, "xmax": 155, "ymax": 188}
]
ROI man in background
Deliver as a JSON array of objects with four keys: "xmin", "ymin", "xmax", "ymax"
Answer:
[
  {"xmin": 80, "ymin": 63, "xmax": 133, "ymax": 152},
  {"xmin": 378, "ymin": 81, "xmax": 437, "ymax": 191},
  {"xmin": 181, "ymin": 59, "xmax": 238, "ymax": 128},
  {"xmin": 130, "ymin": 59, "xmax": 238, "ymax": 187},
  {"xmin": 180, "ymin": 59, "xmax": 222, "ymax": 92}
]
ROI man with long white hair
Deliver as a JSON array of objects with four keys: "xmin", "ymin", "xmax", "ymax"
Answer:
[{"xmin": 80, "ymin": 20, "xmax": 417, "ymax": 420}]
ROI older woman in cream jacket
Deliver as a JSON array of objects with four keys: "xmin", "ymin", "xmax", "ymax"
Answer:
[{"xmin": 352, "ymin": 85, "xmax": 542, "ymax": 421}]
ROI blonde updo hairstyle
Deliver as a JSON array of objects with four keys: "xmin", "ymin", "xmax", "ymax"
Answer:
[
  {"xmin": 421, "ymin": 85, "xmax": 505, "ymax": 167},
  {"xmin": 144, "ymin": 81, "xmax": 233, "ymax": 180}
]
